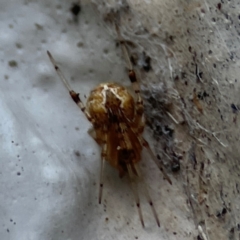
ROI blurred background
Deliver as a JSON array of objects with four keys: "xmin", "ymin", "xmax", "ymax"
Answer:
[{"xmin": 1, "ymin": 1, "xmax": 240, "ymax": 239}]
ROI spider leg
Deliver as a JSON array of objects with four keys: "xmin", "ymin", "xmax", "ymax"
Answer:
[
  {"xmin": 115, "ymin": 26, "xmax": 143, "ymax": 117},
  {"xmin": 98, "ymin": 127, "xmax": 108, "ymax": 204},
  {"xmin": 141, "ymin": 138, "xmax": 172, "ymax": 185},
  {"xmin": 134, "ymin": 164, "xmax": 160, "ymax": 227},
  {"xmin": 47, "ymin": 51, "xmax": 94, "ymax": 124},
  {"xmin": 115, "ymin": 27, "xmax": 146, "ymax": 142},
  {"xmin": 126, "ymin": 164, "xmax": 145, "ymax": 228},
  {"xmin": 88, "ymin": 127, "xmax": 105, "ymax": 145},
  {"xmin": 122, "ymin": 116, "xmax": 172, "ymax": 185}
]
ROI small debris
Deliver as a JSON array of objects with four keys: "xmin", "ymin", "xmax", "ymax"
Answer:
[{"xmin": 8, "ymin": 60, "xmax": 18, "ymax": 67}]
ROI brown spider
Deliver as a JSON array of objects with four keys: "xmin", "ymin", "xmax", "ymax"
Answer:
[{"xmin": 47, "ymin": 31, "xmax": 171, "ymax": 228}]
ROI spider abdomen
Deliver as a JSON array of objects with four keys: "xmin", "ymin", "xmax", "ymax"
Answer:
[{"xmin": 86, "ymin": 83, "xmax": 135, "ymax": 125}]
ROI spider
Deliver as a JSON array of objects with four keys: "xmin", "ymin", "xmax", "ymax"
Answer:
[{"xmin": 47, "ymin": 29, "xmax": 171, "ymax": 228}]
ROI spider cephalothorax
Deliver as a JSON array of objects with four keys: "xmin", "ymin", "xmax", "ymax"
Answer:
[{"xmin": 47, "ymin": 30, "xmax": 171, "ymax": 227}]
